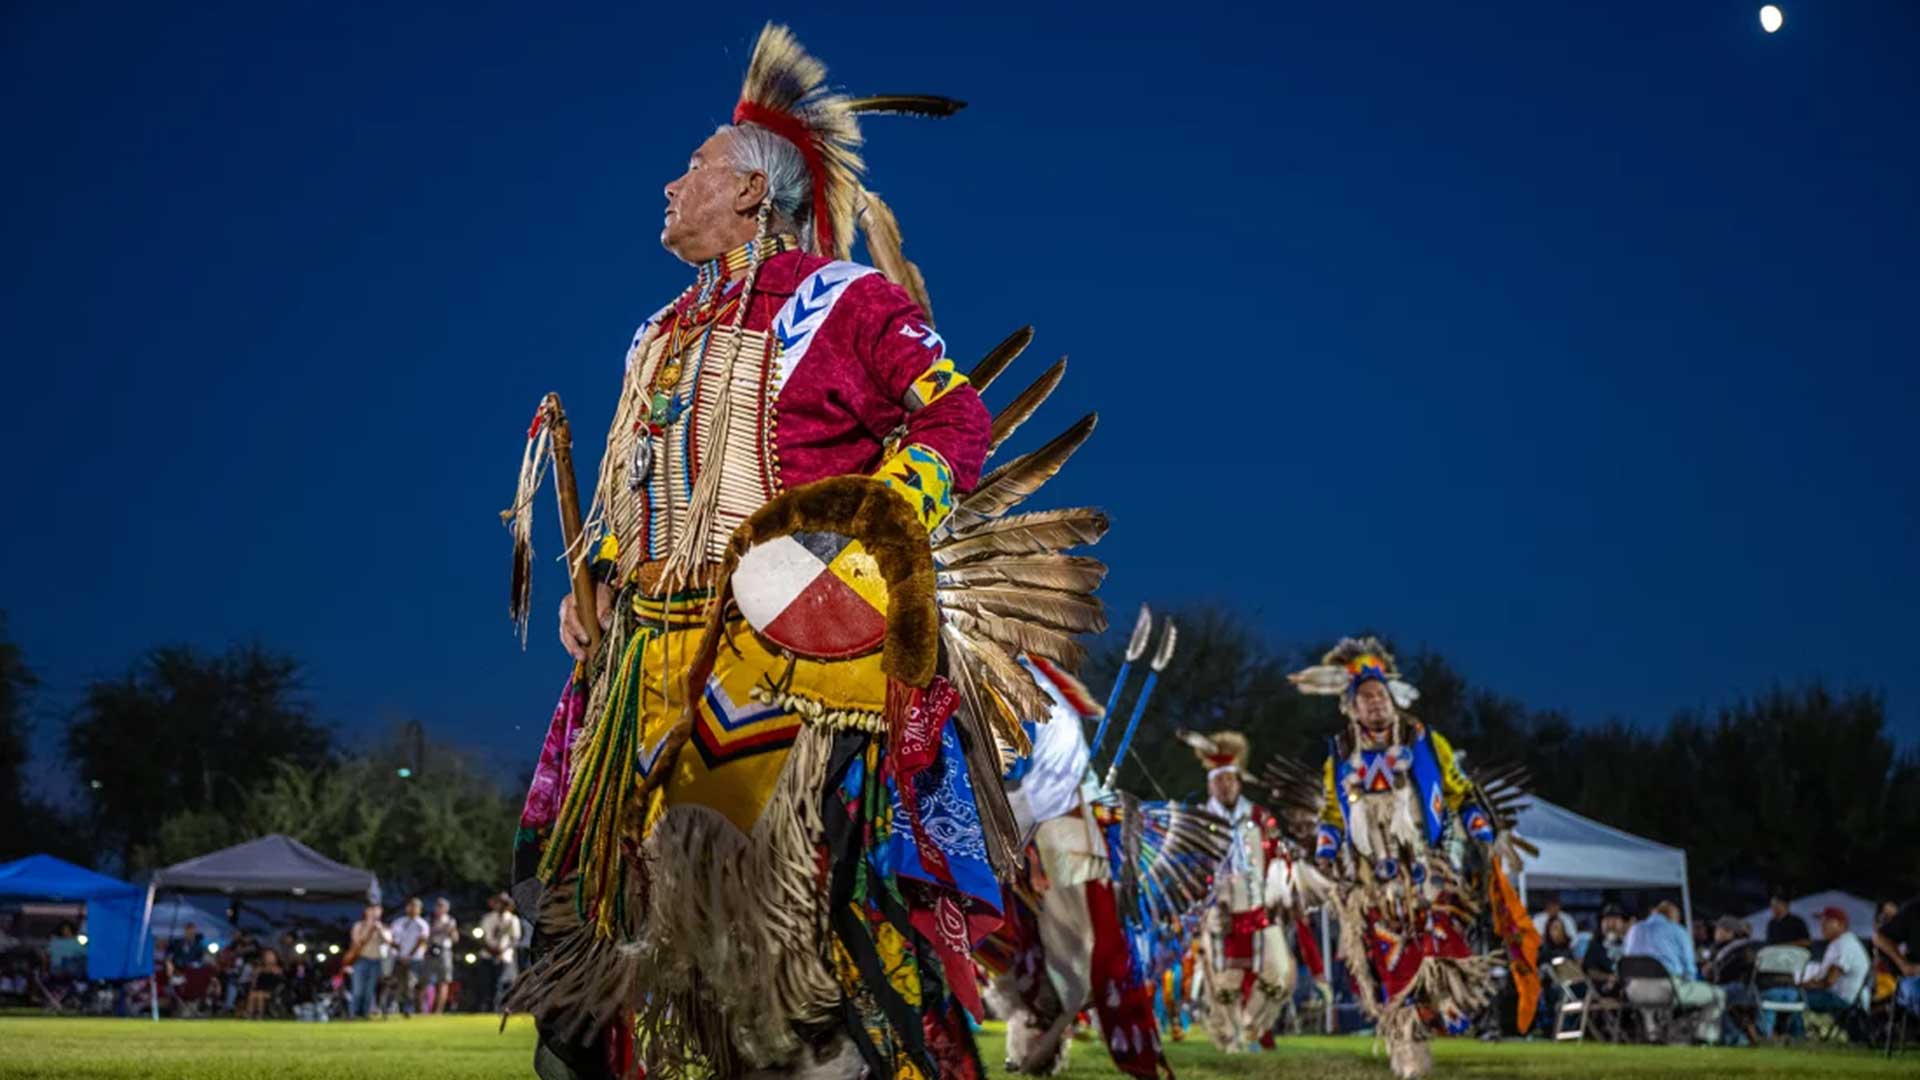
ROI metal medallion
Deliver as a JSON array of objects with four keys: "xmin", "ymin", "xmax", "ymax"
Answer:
[{"xmin": 627, "ymin": 432, "xmax": 653, "ymax": 490}]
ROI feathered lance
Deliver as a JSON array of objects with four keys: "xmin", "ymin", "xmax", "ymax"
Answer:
[
  {"xmin": 504, "ymin": 393, "xmax": 601, "ymax": 660},
  {"xmin": 1103, "ymin": 616, "xmax": 1179, "ymax": 790},
  {"xmin": 1088, "ymin": 603, "xmax": 1152, "ymax": 760}
]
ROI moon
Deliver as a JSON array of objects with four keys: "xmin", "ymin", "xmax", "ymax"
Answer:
[{"xmin": 1760, "ymin": 5, "xmax": 1784, "ymax": 33}]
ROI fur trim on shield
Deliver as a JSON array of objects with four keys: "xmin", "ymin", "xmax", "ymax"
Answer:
[{"xmin": 701, "ymin": 474, "xmax": 939, "ymax": 689}]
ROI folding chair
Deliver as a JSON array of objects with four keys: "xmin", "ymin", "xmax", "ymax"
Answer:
[
  {"xmin": 1543, "ymin": 958, "xmax": 1589, "ymax": 1041},
  {"xmin": 1751, "ymin": 945, "xmax": 1810, "ymax": 1041},
  {"xmin": 1619, "ymin": 955, "xmax": 1696, "ymax": 1044}
]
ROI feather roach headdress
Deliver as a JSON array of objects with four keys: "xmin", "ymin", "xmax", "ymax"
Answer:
[
  {"xmin": 732, "ymin": 22, "xmax": 963, "ymax": 309},
  {"xmin": 1289, "ymin": 636, "xmax": 1420, "ymax": 709},
  {"xmin": 1177, "ymin": 729, "xmax": 1249, "ymax": 777}
]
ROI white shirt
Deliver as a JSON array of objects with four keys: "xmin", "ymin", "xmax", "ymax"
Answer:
[
  {"xmin": 428, "ymin": 913, "xmax": 458, "ymax": 950},
  {"xmin": 389, "ymin": 915, "xmax": 430, "ymax": 959},
  {"xmin": 1811, "ymin": 932, "xmax": 1871, "ymax": 1004},
  {"xmin": 480, "ymin": 911, "xmax": 521, "ymax": 964}
]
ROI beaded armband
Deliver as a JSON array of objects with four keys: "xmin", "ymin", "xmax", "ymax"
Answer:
[{"xmin": 877, "ymin": 443, "xmax": 955, "ymax": 533}]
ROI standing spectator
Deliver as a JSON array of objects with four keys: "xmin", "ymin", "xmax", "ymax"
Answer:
[
  {"xmin": 1877, "ymin": 900, "xmax": 1901, "ymax": 932},
  {"xmin": 1624, "ymin": 899, "xmax": 1724, "ymax": 1043},
  {"xmin": 479, "ymin": 893, "xmax": 521, "ymax": 1011},
  {"xmin": 1764, "ymin": 890, "xmax": 1812, "ymax": 948},
  {"xmin": 1872, "ymin": 896, "xmax": 1920, "ymax": 1017},
  {"xmin": 1761, "ymin": 906, "xmax": 1870, "ymax": 1040},
  {"xmin": 386, "ymin": 898, "xmax": 430, "ymax": 1018},
  {"xmin": 345, "ymin": 903, "xmax": 391, "ymax": 1019},
  {"xmin": 1531, "ymin": 896, "xmax": 1578, "ymax": 942},
  {"xmin": 424, "ymin": 898, "xmax": 458, "ymax": 1014}
]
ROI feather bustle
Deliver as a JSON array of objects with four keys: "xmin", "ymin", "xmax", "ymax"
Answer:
[
  {"xmin": 950, "ymin": 413, "xmax": 1097, "ymax": 529},
  {"xmin": 934, "ymin": 507, "xmax": 1110, "ymax": 566},
  {"xmin": 967, "ymin": 326, "xmax": 1034, "ymax": 394},
  {"xmin": 986, "ymin": 358, "xmax": 1067, "ymax": 456}
]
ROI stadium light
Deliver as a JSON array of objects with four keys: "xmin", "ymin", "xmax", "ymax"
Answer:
[
  {"xmin": 472, "ymin": 927, "xmax": 484, "ymax": 939},
  {"xmin": 396, "ymin": 766, "xmax": 414, "ymax": 779},
  {"xmin": 207, "ymin": 942, "xmax": 220, "ymax": 954},
  {"xmin": 464, "ymin": 953, "xmax": 478, "ymax": 965},
  {"xmin": 77, "ymin": 934, "xmax": 89, "ymax": 946},
  {"xmin": 294, "ymin": 942, "xmax": 308, "ymax": 955},
  {"xmin": 328, "ymin": 944, "xmax": 341, "ymax": 955}
]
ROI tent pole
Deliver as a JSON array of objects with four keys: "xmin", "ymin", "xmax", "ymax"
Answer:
[
  {"xmin": 1679, "ymin": 853, "xmax": 1693, "ymax": 932},
  {"xmin": 1517, "ymin": 869, "xmax": 1528, "ymax": 911},
  {"xmin": 143, "ymin": 881, "xmax": 158, "ymax": 1022}
]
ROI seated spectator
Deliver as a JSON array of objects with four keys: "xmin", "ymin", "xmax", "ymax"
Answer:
[
  {"xmin": 1872, "ymin": 896, "xmax": 1920, "ymax": 1016},
  {"xmin": 244, "ymin": 947, "xmax": 284, "ymax": 1019},
  {"xmin": 1624, "ymin": 899, "xmax": 1725, "ymax": 1043},
  {"xmin": 1582, "ymin": 904, "xmax": 1629, "ymax": 994},
  {"xmin": 1532, "ymin": 896, "xmax": 1578, "ymax": 943},
  {"xmin": 46, "ymin": 922, "xmax": 86, "ymax": 978},
  {"xmin": 1706, "ymin": 915, "xmax": 1759, "ymax": 1044},
  {"xmin": 165, "ymin": 922, "xmax": 210, "ymax": 972},
  {"xmin": 1764, "ymin": 890, "xmax": 1811, "ymax": 949},
  {"xmin": 1758, "ymin": 906, "xmax": 1871, "ymax": 1041},
  {"xmin": 1705, "ymin": 916, "xmax": 1757, "ymax": 985}
]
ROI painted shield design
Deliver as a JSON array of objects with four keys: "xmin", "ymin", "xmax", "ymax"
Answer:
[{"xmin": 732, "ymin": 529, "xmax": 889, "ymax": 660}]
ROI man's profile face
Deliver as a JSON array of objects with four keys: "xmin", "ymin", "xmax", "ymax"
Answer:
[
  {"xmin": 1352, "ymin": 680, "xmax": 1395, "ymax": 733},
  {"xmin": 1602, "ymin": 916, "xmax": 1624, "ymax": 938},
  {"xmin": 1770, "ymin": 897, "xmax": 1788, "ymax": 917},
  {"xmin": 1821, "ymin": 914, "xmax": 1845, "ymax": 939},
  {"xmin": 661, "ymin": 130, "xmax": 748, "ymax": 263},
  {"xmin": 1207, "ymin": 769, "xmax": 1241, "ymax": 807}
]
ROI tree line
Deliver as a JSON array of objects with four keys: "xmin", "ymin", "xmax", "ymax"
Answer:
[{"xmin": 0, "ymin": 614, "xmax": 519, "ymax": 902}]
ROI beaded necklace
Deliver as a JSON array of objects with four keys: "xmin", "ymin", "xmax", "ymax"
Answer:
[{"xmin": 624, "ymin": 231, "xmax": 795, "ymax": 492}]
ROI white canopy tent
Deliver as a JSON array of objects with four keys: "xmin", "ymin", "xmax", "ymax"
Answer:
[{"xmin": 1512, "ymin": 795, "xmax": 1693, "ymax": 927}]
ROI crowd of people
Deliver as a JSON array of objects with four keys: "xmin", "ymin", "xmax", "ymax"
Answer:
[
  {"xmin": 1525, "ymin": 888, "xmax": 1919, "ymax": 1046},
  {"xmin": 152, "ymin": 892, "xmax": 526, "ymax": 1021}
]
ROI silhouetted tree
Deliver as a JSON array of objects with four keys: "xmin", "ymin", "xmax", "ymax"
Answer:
[{"xmin": 67, "ymin": 643, "xmax": 332, "ymax": 865}]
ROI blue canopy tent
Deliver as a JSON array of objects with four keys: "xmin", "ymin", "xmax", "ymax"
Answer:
[{"xmin": 0, "ymin": 855, "xmax": 148, "ymax": 981}]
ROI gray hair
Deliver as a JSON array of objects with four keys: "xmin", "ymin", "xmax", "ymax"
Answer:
[{"xmin": 717, "ymin": 123, "xmax": 815, "ymax": 251}]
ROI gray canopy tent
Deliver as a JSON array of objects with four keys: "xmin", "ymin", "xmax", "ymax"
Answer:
[{"xmin": 141, "ymin": 835, "xmax": 379, "ymax": 1019}]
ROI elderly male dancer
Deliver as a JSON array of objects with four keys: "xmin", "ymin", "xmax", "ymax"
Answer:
[{"xmin": 505, "ymin": 23, "xmax": 1111, "ymax": 1080}]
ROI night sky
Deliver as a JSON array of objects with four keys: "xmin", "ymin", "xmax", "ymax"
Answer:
[{"xmin": 6, "ymin": 2, "xmax": 1916, "ymax": 791}]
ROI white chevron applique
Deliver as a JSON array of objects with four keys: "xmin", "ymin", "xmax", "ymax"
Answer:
[{"xmin": 769, "ymin": 261, "xmax": 876, "ymax": 387}]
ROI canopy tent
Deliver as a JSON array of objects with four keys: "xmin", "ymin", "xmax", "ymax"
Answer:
[
  {"xmin": 0, "ymin": 855, "xmax": 148, "ymax": 980},
  {"xmin": 1512, "ymin": 795, "xmax": 1693, "ymax": 927},
  {"xmin": 140, "ymin": 835, "xmax": 379, "ymax": 1021},
  {"xmin": 150, "ymin": 835, "xmax": 379, "ymax": 900},
  {"xmin": 1743, "ymin": 889, "xmax": 1877, "ymax": 942}
]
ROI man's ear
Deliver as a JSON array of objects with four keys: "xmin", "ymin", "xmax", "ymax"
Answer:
[{"xmin": 734, "ymin": 171, "xmax": 770, "ymax": 214}]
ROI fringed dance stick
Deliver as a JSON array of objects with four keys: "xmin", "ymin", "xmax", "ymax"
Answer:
[
  {"xmin": 503, "ymin": 393, "xmax": 601, "ymax": 658},
  {"xmin": 543, "ymin": 394, "xmax": 602, "ymax": 661},
  {"xmin": 1102, "ymin": 617, "xmax": 1178, "ymax": 790}
]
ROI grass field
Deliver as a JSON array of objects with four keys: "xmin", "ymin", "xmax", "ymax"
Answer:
[{"xmin": 0, "ymin": 1014, "xmax": 1906, "ymax": 1079}]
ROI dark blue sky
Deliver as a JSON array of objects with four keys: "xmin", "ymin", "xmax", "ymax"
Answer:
[{"xmin": 6, "ymin": 2, "xmax": 1916, "ymax": 787}]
